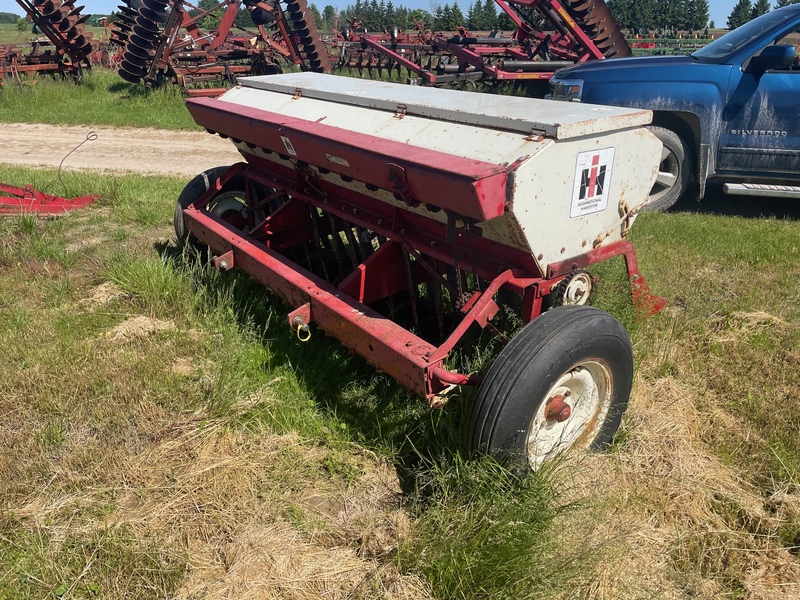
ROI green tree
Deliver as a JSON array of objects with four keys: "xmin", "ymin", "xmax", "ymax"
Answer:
[
  {"xmin": 482, "ymin": 0, "xmax": 496, "ymax": 29},
  {"xmin": 728, "ymin": 0, "xmax": 752, "ymax": 27},
  {"xmin": 608, "ymin": 0, "xmax": 632, "ymax": 28},
  {"xmin": 408, "ymin": 8, "xmax": 433, "ymax": 27},
  {"xmin": 451, "ymin": 1, "xmax": 464, "ymax": 27},
  {"xmin": 687, "ymin": 0, "xmax": 709, "ymax": 30},
  {"xmin": 751, "ymin": 0, "xmax": 770, "ymax": 17},
  {"xmin": 322, "ymin": 4, "xmax": 336, "ymax": 30},
  {"xmin": 774, "ymin": 0, "xmax": 798, "ymax": 7},
  {"xmin": 16, "ymin": 17, "xmax": 27, "ymax": 31},
  {"xmin": 309, "ymin": 3, "xmax": 323, "ymax": 29}
]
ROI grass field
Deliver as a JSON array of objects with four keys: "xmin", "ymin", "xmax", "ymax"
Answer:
[
  {"xmin": 0, "ymin": 69, "xmax": 197, "ymax": 130},
  {"xmin": 1, "ymin": 162, "xmax": 799, "ymax": 599},
  {"xmin": 2, "ymin": 58, "xmax": 800, "ymax": 597}
]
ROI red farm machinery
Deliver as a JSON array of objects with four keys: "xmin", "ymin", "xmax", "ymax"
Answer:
[
  {"xmin": 335, "ymin": 0, "xmax": 630, "ymax": 90},
  {"xmin": 175, "ymin": 73, "xmax": 666, "ymax": 469},
  {"xmin": 4, "ymin": 0, "xmax": 96, "ymax": 83},
  {"xmin": 108, "ymin": 0, "xmax": 331, "ymax": 92}
]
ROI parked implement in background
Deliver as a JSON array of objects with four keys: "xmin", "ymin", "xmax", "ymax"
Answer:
[
  {"xmin": 175, "ymin": 73, "xmax": 665, "ymax": 469},
  {"xmin": 5, "ymin": 0, "xmax": 95, "ymax": 82},
  {"xmin": 110, "ymin": 0, "xmax": 330, "ymax": 92},
  {"xmin": 550, "ymin": 4, "xmax": 800, "ymax": 210},
  {"xmin": 335, "ymin": 0, "xmax": 630, "ymax": 90}
]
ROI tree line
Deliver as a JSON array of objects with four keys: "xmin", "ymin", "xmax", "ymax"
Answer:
[
  {"xmin": 333, "ymin": 0, "xmax": 514, "ymax": 33},
  {"xmin": 606, "ymin": 0, "xmax": 710, "ymax": 32},
  {"xmin": 727, "ymin": 0, "xmax": 798, "ymax": 29}
]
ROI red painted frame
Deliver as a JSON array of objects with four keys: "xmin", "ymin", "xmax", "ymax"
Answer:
[{"xmin": 181, "ymin": 160, "xmax": 665, "ymax": 402}]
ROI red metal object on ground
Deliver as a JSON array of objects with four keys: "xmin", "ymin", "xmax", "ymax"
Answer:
[{"xmin": 0, "ymin": 183, "xmax": 96, "ymax": 216}]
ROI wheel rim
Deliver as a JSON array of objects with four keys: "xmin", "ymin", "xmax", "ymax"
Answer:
[
  {"xmin": 526, "ymin": 360, "xmax": 613, "ymax": 469},
  {"xmin": 208, "ymin": 191, "xmax": 249, "ymax": 230},
  {"xmin": 649, "ymin": 144, "xmax": 680, "ymax": 204},
  {"xmin": 561, "ymin": 272, "xmax": 592, "ymax": 305}
]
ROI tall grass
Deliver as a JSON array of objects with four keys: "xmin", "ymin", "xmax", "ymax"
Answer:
[
  {"xmin": 0, "ymin": 69, "xmax": 196, "ymax": 129},
  {"xmin": 2, "ymin": 163, "xmax": 800, "ymax": 597}
]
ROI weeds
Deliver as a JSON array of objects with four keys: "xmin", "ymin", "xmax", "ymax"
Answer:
[{"xmin": 1, "ymin": 164, "xmax": 800, "ymax": 598}]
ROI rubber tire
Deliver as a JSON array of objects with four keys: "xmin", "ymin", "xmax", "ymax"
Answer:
[
  {"xmin": 468, "ymin": 305, "xmax": 633, "ymax": 471},
  {"xmin": 173, "ymin": 166, "xmax": 245, "ymax": 247},
  {"xmin": 643, "ymin": 125, "xmax": 692, "ymax": 212}
]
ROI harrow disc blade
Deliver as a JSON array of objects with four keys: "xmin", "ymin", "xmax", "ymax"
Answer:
[
  {"xmin": 567, "ymin": 0, "xmax": 631, "ymax": 58},
  {"xmin": 119, "ymin": 67, "xmax": 142, "ymax": 83},
  {"xmin": 142, "ymin": 0, "xmax": 168, "ymax": 9},
  {"xmin": 125, "ymin": 42, "xmax": 151, "ymax": 61},
  {"xmin": 133, "ymin": 21, "xmax": 160, "ymax": 38},
  {"xmin": 123, "ymin": 51, "xmax": 149, "ymax": 68},
  {"xmin": 120, "ymin": 58, "xmax": 146, "ymax": 76},
  {"xmin": 128, "ymin": 33, "xmax": 155, "ymax": 50},
  {"xmin": 138, "ymin": 7, "xmax": 166, "ymax": 24}
]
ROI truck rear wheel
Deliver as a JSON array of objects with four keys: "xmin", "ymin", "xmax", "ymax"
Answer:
[
  {"xmin": 644, "ymin": 125, "xmax": 691, "ymax": 212},
  {"xmin": 468, "ymin": 305, "xmax": 633, "ymax": 471}
]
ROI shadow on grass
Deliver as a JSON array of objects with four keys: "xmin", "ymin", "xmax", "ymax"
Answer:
[
  {"xmin": 673, "ymin": 183, "xmax": 800, "ymax": 220},
  {"xmin": 155, "ymin": 239, "xmax": 477, "ymax": 494}
]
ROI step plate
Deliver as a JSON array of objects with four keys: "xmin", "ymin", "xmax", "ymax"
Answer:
[{"xmin": 723, "ymin": 183, "xmax": 800, "ymax": 199}]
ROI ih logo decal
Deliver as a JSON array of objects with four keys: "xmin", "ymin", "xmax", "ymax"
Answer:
[{"xmin": 571, "ymin": 148, "xmax": 615, "ymax": 218}]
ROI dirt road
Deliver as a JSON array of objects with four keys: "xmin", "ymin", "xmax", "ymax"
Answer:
[{"xmin": 0, "ymin": 123, "xmax": 242, "ymax": 177}]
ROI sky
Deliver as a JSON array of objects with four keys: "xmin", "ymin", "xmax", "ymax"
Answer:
[{"xmin": 0, "ymin": 0, "xmax": 742, "ymax": 29}]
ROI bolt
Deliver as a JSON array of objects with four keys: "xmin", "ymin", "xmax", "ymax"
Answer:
[
  {"xmin": 400, "ymin": 228, "xmax": 406, "ymax": 235},
  {"xmin": 352, "ymin": 208, "xmax": 358, "ymax": 215},
  {"xmin": 218, "ymin": 259, "xmax": 229, "ymax": 271},
  {"xmin": 430, "ymin": 241, "xmax": 436, "ymax": 248},
  {"xmin": 377, "ymin": 219, "xmax": 383, "ymax": 226},
  {"xmin": 545, "ymin": 394, "xmax": 571, "ymax": 423}
]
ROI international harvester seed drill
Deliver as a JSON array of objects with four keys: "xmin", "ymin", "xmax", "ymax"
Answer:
[{"xmin": 175, "ymin": 73, "xmax": 666, "ymax": 469}]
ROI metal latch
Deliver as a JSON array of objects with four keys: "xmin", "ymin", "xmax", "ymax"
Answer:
[
  {"xmin": 292, "ymin": 88, "xmax": 302, "ymax": 100},
  {"xmin": 394, "ymin": 104, "xmax": 407, "ymax": 119},
  {"xmin": 524, "ymin": 128, "xmax": 546, "ymax": 141}
]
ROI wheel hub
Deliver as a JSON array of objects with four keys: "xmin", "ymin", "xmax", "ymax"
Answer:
[{"xmin": 527, "ymin": 360, "xmax": 612, "ymax": 469}]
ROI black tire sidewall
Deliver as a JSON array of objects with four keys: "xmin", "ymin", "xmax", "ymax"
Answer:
[
  {"xmin": 644, "ymin": 125, "xmax": 691, "ymax": 212},
  {"xmin": 174, "ymin": 166, "xmax": 244, "ymax": 245},
  {"xmin": 469, "ymin": 306, "xmax": 633, "ymax": 467}
]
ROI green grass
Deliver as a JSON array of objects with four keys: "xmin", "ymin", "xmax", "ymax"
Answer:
[
  {"xmin": 0, "ymin": 69, "xmax": 197, "ymax": 130},
  {"xmin": 1, "ymin": 163, "xmax": 800, "ymax": 597},
  {"xmin": 0, "ymin": 23, "xmax": 109, "ymax": 45}
]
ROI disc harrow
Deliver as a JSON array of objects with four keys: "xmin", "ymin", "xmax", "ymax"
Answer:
[
  {"xmin": 335, "ymin": 0, "xmax": 630, "ymax": 90},
  {"xmin": 283, "ymin": 0, "xmax": 332, "ymax": 73},
  {"xmin": 12, "ymin": 0, "xmax": 93, "ymax": 65},
  {"xmin": 566, "ymin": 0, "xmax": 630, "ymax": 58},
  {"xmin": 108, "ymin": 0, "xmax": 331, "ymax": 91}
]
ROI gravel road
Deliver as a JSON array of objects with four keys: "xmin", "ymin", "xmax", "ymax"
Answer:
[{"xmin": 0, "ymin": 123, "xmax": 242, "ymax": 177}]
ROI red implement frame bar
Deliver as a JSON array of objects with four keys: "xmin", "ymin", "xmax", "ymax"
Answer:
[{"xmin": 0, "ymin": 183, "xmax": 96, "ymax": 216}]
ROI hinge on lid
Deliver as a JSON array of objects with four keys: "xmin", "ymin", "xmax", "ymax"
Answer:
[
  {"xmin": 394, "ymin": 104, "xmax": 407, "ymax": 119},
  {"xmin": 524, "ymin": 128, "xmax": 546, "ymax": 141},
  {"xmin": 292, "ymin": 88, "xmax": 302, "ymax": 100}
]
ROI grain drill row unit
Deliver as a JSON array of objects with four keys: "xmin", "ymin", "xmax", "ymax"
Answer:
[
  {"xmin": 175, "ymin": 73, "xmax": 666, "ymax": 469},
  {"xmin": 337, "ymin": 0, "xmax": 630, "ymax": 88}
]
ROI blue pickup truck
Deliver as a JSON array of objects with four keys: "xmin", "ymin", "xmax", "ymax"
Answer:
[{"xmin": 549, "ymin": 5, "xmax": 800, "ymax": 211}]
